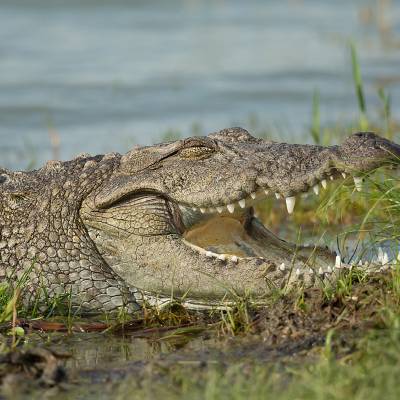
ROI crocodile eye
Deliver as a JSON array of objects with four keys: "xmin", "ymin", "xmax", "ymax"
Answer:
[{"xmin": 179, "ymin": 146, "xmax": 214, "ymax": 159}]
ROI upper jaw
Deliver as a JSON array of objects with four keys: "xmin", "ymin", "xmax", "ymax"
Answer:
[
  {"xmin": 173, "ymin": 133, "xmax": 400, "ymax": 215},
  {"xmin": 175, "ymin": 167, "xmax": 369, "ymax": 218}
]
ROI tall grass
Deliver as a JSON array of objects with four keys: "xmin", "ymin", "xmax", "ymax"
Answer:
[
  {"xmin": 310, "ymin": 89, "xmax": 321, "ymax": 144},
  {"xmin": 111, "ymin": 308, "xmax": 400, "ymax": 400},
  {"xmin": 350, "ymin": 41, "xmax": 369, "ymax": 130}
]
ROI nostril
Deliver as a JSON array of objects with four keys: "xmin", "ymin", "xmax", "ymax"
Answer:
[{"xmin": 354, "ymin": 132, "xmax": 364, "ymax": 138}]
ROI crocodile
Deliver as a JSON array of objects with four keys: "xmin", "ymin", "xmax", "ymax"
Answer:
[{"xmin": 1, "ymin": 128, "xmax": 399, "ymax": 313}]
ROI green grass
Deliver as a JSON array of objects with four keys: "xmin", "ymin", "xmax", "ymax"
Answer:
[
  {"xmin": 87, "ymin": 300, "xmax": 400, "ymax": 400},
  {"xmin": 109, "ymin": 45, "xmax": 400, "ymax": 400},
  {"xmin": 2, "ymin": 44, "xmax": 400, "ymax": 398}
]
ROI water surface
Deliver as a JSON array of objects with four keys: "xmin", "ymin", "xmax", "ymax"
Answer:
[{"xmin": 1, "ymin": 0, "xmax": 400, "ymax": 168}]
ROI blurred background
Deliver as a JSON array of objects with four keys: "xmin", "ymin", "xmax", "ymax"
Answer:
[{"xmin": 0, "ymin": 0, "xmax": 399, "ymax": 170}]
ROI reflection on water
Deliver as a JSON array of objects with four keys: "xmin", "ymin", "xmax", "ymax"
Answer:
[
  {"xmin": 38, "ymin": 331, "xmax": 208, "ymax": 370},
  {"xmin": 0, "ymin": 0, "xmax": 399, "ymax": 169}
]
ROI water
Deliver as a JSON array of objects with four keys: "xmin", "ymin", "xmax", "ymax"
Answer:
[
  {"xmin": 1, "ymin": 0, "xmax": 400, "ymax": 169},
  {"xmin": 19, "ymin": 327, "xmax": 324, "ymax": 399}
]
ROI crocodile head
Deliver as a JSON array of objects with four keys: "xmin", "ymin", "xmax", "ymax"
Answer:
[{"xmin": 81, "ymin": 128, "xmax": 400, "ymax": 306}]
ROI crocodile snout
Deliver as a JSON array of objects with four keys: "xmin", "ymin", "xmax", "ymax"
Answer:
[{"xmin": 337, "ymin": 132, "xmax": 400, "ymax": 172}]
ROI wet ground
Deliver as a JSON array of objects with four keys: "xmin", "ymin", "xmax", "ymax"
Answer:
[{"xmin": 0, "ymin": 273, "xmax": 390, "ymax": 399}]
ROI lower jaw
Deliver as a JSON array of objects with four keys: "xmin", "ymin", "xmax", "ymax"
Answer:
[
  {"xmin": 87, "ymin": 212, "xmax": 337, "ymax": 303},
  {"xmin": 182, "ymin": 213, "xmax": 336, "ymax": 267}
]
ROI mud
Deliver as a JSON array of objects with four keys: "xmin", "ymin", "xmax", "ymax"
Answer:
[{"xmin": 0, "ymin": 272, "xmax": 392, "ymax": 399}]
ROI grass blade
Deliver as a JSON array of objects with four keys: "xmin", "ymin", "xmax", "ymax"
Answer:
[{"xmin": 350, "ymin": 42, "xmax": 368, "ymax": 130}]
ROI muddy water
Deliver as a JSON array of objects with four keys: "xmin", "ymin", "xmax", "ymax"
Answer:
[
  {"xmin": 5, "ymin": 267, "xmax": 388, "ymax": 398},
  {"xmin": 17, "ymin": 329, "xmax": 324, "ymax": 399}
]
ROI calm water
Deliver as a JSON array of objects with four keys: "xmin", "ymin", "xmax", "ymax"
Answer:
[{"xmin": 1, "ymin": 0, "xmax": 400, "ymax": 169}]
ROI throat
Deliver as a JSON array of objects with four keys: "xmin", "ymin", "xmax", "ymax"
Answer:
[
  {"xmin": 182, "ymin": 213, "xmax": 336, "ymax": 267},
  {"xmin": 183, "ymin": 216, "xmax": 254, "ymax": 257}
]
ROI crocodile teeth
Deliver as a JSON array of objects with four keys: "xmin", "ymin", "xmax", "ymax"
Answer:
[
  {"xmin": 264, "ymin": 189, "xmax": 269, "ymax": 195},
  {"xmin": 192, "ymin": 207, "xmax": 197, "ymax": 211},
  {"xmin": 321, "ymin": 179, "xmax": 327, "ymax": 189},
  {"xmin": 231, "ymin": 255, "xmax": 238, "ymax": 263},
  {"xmin": 217, "ymin": 254, "xmax": 226, "ymax": 261},
  {"xmin": 318, "ymin": 267, "xmax": 324, "ymax": 275},
  {"xmin": 329, "ymin": 175, "xmax": 334, "ymax": 181},
  {"xmin": 250, "ymin": 192, "xmax": 256, "ymax": 199},
  {"xmin": 341, "ymin": 172, "xmax": 347, "ymax": 179},
  {"xmin": 353, "ymin": 176, "xmax": 363, "ymax": 192},
  {"xmin": 275, "ymin": 193, "xmax": 281, "ymax": 199},
  {"xmin": 378, "ymin": 247, "xmax": 389, "ymax": 265},
  {"xmin": 309, "ymin": 268, "xmax": 314, "ymax": 274},
  {"xmin": 295, "ymin": 268, "xmax": 301, "ymax": 276},
  {"xmin": 205, "ymin": 251, "xmax": 213, "ymax": 257},
  {"xmin": 238, "ymin": 199, "xmax": 246, "ymax": 208},
  {"xmin": 335, "ymin": 255, "xmax": 341, "ymax": 269},
  {"xmin": 313, "ymin": 184, "xmax": 319, "ymax": 195},
  {"xmin": 200, "ymin": 208, "xmax": 206, "ymax": 214},
  {"xmin": 279, "ymin": 263, "xmax": 286, "ymax": 271},
  {"xmin": 327, "ymin": 266, "xmax": 333, "ymax": 273},
  {"xmin": 227, "ymin": 204, "xmax": 235, "ymax": 213},
  {"xmin": 216, "ymin": 206, "xmax": 223, "ymax": 213},
  {"xmin": 285, "ymin": 196, "xmax": 296, "ymax": 214},
  {"xmin": 378, "ymin": 247, "xmax": 384, "ymax": 263}
]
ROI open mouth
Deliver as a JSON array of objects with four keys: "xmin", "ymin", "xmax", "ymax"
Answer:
[{"xmin": 177, "ymin": 172, "xmax": 359, "ymax": 270}]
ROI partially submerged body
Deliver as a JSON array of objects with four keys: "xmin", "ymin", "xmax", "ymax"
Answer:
[{"xmin": 0, "ymin": 128, "xmax": 399, "ymax": 313}]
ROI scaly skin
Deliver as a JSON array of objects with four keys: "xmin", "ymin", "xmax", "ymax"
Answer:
[{"xmin": 1, "ymin": 128, "xmax": 399, "ymax": 313}]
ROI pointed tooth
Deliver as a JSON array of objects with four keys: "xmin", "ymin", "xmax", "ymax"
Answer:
[
  {"xmin": 250, "ymin": 192, "xmax": 256, "ymax": 199},
  {"xmin": 279, "ymin": 263, "xmax": 286, "ymax": 271},
  {"xmin": 378, "ymin": 247, "xmax": 384, "ymax": 263},
  {"xmin": 216, "ymin": 206, "xmax": 223, "ymax": 213},
  {"xmin": 329, "ymin": 175, "xmax": 334, "ymax": 181},
  {"xmin": 318, "ymin": 267, "xmax": 324, "ymax": 275},
  {"xmin": 285, "ymin": 196, "xmax": 296, "ymax": 214},
  {"xmin": 341, "ymin": 172, "xmax": 346, "ymax": 179},
  {"xmin": 313, "ymin": 184, "xmax": 319, "ymax": 195},
  {"xmin": 264, "ymin": 189, "xmax": 269, "ymax": 195},
  {"xmin": 192, "ymin": 207, "xmax": 197, "ymax": 211},
  {"xmin": 238, "ymin": 199, "xmax": 246, "ymax": 208},
  {"xmin": 200, "ymin": 208, "xmax": 206, "ymax": 214},
  {"xmin": 217, "ymin": 254, "xmax": 226, "ymax": 261},
  {"xmin": 309, "ymin": 268, "xmax": 314, "ymax": 275},
  {"xmin": 353, "ymin": 176, "xmax": 363, "ymax": 192},
  {"xmin": 227, "ymin": 204, "xmax": 235, "ymax": 213},
  {"xmin": 378, "ymin": 248, "xmax": 389, "ymax": 265},
  {"xmin": 382, "ymin": 252, "xmax": 389, "ymax": 265},
  {"xmin": 335, "ymin": 255, "xmax": 341, "ymax": 269},
  {"xmin": 295, "ymin": 268, "xmax": 301, "ymax": 276},
  {"xmin": 358, "ymin": 260, "xmax": 363, "ymax": 266},
  {"xmin": 275, "ymin": 193, "xmax": 281, "ymax": 199},
  {"xmin": 205, "ymin": 251, "xmax": 213, "ymax": 258},
  {"xmin": 231, "ymin": 255, "xmax": 238, "ymax": 263},
  {"xmin": 327, "ymin": 266, "xmax": 333, "ymax": 274},
  {"xmin": 321, "ymin": 179, "xmax": 327, "ymax": 189}
]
